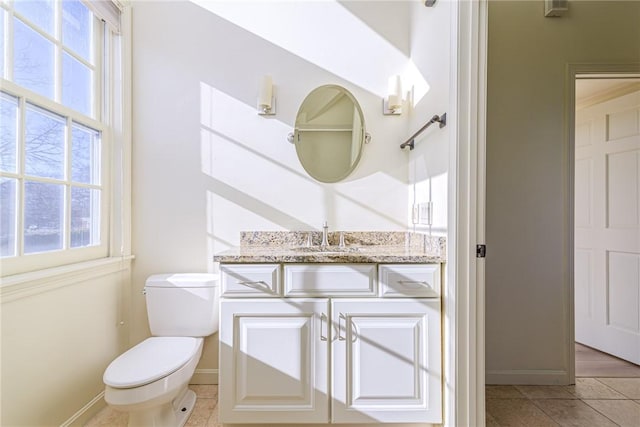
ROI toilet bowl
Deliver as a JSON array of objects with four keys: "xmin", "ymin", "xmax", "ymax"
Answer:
[
  {"xmin": 104, "ymin": 337, "xmax": 203, "ymax": 426},
  {"xmin": 103, "ymin": 274, "xmax": 219, "ymax": 427}
]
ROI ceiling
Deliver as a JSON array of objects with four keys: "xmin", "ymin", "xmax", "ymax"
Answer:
[{"xmin": 576, "ymin": 78, "xmax": 640, "ymax": 108}]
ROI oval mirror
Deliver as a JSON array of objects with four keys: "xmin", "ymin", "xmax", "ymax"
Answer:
[{"xmin": 293, "ymin": 85, "xmax": 366, "ymax": 183}]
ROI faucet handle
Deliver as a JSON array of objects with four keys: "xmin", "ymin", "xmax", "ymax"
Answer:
[{"xmin": 339, "ymin": 232, "xmax": 345, "ymax": 248}]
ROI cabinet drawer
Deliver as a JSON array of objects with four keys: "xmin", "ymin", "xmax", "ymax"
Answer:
[
  {"xmin": 284, "ymin": 264, "xmax": 377, "ymax": 297},
  {"xmin": 221, "ymin": 264, "xmax": 280, "ymax": 297},
  {"xmin": 379, "ymin": 264, "xmax": 440, "ymax": 298}
]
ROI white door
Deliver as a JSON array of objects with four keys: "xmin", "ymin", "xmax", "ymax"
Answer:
[
  {"xmin": 331, "ymin": 299, "xmax": 442, "ymax": 424},
  {"xmin": 219, "ymin": 299, "xmax": 329, "ymax": 424},
  {"xmin": 575, "ymin": 88, "xmax": 640, "ymax": 364}
]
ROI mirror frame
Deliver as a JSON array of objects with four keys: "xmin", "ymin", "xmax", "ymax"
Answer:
[{"xmin": 293, "ymin": 84, "xmax": 366, "ymax": 183}]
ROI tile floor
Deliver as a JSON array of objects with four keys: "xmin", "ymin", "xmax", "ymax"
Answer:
[
  {"xmin": 487, "ymin": 344, "xmax": 640, "ymax": 426},
  {"xmin": 486, "ymin": 378, "xmax": 640, "ymax": 426},
  {"xmin": 87, "ymin": 345, "xmax": 640, "ymax": 427}
]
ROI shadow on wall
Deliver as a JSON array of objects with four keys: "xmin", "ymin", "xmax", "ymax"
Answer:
[
  {"xmin": 189, "ymin": 0, "xmax": 430, "ymax": 103},
  {"xmin": 200, "ymin": 82, "xmax": 410, "ymax": 253}
]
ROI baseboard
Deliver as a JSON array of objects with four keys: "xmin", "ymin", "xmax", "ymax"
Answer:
[
  {"xmin": 486, "ymin": 369, "xmax": 570, "ymax": 385},
  {"xmin": 60, "ymin": 391, "xmax": 106, "ymax": 427},
  {"xmin": 191, "ymin": 368, "xmax": 219, "ymax": 385}
]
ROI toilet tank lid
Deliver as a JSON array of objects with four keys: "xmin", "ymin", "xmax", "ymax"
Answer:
[
  {"xmin": 146, "ymin": 273, "xmax": 219, "ymax": 288},
  {"xmin": 103, "ymin": 337, "xmax": 201, "ymax": 388}
]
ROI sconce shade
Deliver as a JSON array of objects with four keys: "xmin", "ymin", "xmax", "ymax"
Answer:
[
  {"xmin": 388, "ymin": 75, "xmax": 403, "ymax": 110},
  {"xmin": 383, "ymin": 75, "xmax": 403, "ymax": 115},
  {"xmin": 258, "ymin": 75, "xmax": 273, "ymax": 110},
  {"xmin": 257, "ymin": 75, "xmax": 276, "ymax": 115}
]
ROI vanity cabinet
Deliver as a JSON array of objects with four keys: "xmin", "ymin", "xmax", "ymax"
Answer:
[{"xmin": 219, "ymin": 263, "xmax": 442, "ymax": 425}]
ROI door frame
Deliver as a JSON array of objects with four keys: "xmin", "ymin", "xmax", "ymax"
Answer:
[
  {"xmin": 450, "ymin": 0, "xmax": 488, "ymax": 425},
  {"xmin": 565, "ymin": 63, "xmax": 640, "ymax": 383}
]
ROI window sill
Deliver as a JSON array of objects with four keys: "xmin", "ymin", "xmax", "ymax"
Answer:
[{"xmin": 1, "ymin": 255, "xmax": 135, "ymax": 302}]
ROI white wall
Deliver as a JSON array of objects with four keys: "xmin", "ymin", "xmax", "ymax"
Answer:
[
  {"xmin": 131, "ymin": 0, "xmax": 451, "ymax": 381},
  {"xmin": 0, "ymin": 262, "xmax": 131, "ymax": 426},
  {"xmin": 408, "ymin": 0, "xmax": 450, "ymax": 234},
  {"xmin": 486, "ymin": 0, "xmax": 640, "ymax": 384}
]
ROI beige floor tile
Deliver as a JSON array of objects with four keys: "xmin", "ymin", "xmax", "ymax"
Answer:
[
  {"xmin": 205, "ymin": 402, "xmax": 221, "ymax": 427},
  {"xmin": 486, "ymin": 398, "xmax": 560, "ymax": 426},
  {"xmin": 84, "ymin": 406, "xmax": 128, "ymax": 427},
  {"xmin": 565, "ymin": 378, "xmax": 626, "ymax": 399},
  {"xmin": 486, "ymin": 411, "xmax": 501, "ymax": 427},
  {"xmin": 85, "ymin": 398, "xmax": 216, "ymax": 427},
  {"xmin": 486, "ymin": 385, "xmax": 527, "ymax": 399},
  {"xmin": 515, "ymin": 385, "xmax": 576, "ymax": 399},
  {"xmin": 583, "ymin": 399, "xmax": 640, "ymax": 427},
  {"xmin": 598, "ymin": 378, "xmax": 640, "ymax": 399},
  {"xmin": 191, "ymin": 384, "xmax": 218, "ymax": 399},
  {"xmin": 185, "ymin": 398, "xmax": 217, "ymax": 427},
  {"xmin": 533, "ymin": 399, "xmax": 618, "ymax": 427}
]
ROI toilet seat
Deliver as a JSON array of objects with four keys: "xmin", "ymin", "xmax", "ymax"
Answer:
[{"xmin": 104, "ymin": 337, "xmax": 200, "ymax": 388}]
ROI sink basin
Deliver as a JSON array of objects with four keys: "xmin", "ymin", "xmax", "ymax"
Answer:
[{"xmin": 293, "ymin": 246, "xmax": 362, "ymax": 254}]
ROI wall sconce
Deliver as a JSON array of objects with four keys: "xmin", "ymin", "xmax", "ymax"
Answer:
[
  {"xmin": 257, "ymin": 75, "xmax": 276, "ymax": 115},
  {"xmin": 383, "ymin": 75, "xmax": 403, "ymax": 115}
]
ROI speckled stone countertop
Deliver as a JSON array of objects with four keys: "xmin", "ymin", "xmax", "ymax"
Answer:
[{"xmin": 213, "ymin": 231, "xmax": 446, "ymax": 264}]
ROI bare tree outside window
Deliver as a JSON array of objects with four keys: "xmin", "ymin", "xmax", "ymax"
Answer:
[{"xmin": 0, "ymin": 0, "xmax": 103, "ymax": 260}]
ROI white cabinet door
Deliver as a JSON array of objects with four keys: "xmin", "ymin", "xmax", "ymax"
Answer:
[
  {"xmin": 331, "ymin": 299, "xmax": 442, "ymax": 424},
  {"xmin": 575, "ymin": 89, "xmax": 640, "ymax": 364},
  {"xmin": 219, "ymin": 299, "xmax": 329, "ymax": 424}
]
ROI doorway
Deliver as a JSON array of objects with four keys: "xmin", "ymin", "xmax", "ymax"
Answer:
[{"xmin": 573, "ymin": 73, "xmax": 640, "ymax": 378}]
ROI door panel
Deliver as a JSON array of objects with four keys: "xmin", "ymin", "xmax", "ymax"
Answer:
[
  {"xmin": 219, "ymin": 299, "xmax": 329, "ymax": 424},
  {"xmin": 575, "ymin": 88, "xmax": 640, "ymax": 364},
  {"xmin": 331, "ymin": 299, "xmax": 442, "ymax": 424},
  {"xmin": 608, "ymin": 252, "xmax": 640, "ymax": 334},
  {"xmin": 607, "ymin": 150, "xmax": 639, "ymax": 228},
  {"xmin": 607, "ymin": 109, "xmax": 639, "ymax": 141}
]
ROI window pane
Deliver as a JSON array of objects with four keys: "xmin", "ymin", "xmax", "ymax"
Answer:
[
  {"xmin": 14, "ymin": 0, "xmax": 54, "ymax": 35},
  {"xmin": 24, "ymin": 181, "xmax": 64, "ymax": 254},
  {"xmin": 13, "ymin": 17, "xmax": 54, "ymax": 100},
  {"xmin": 25, "ymin": 104, "xmax": 65, "ymax": 179},
  {"xmin": 72, "ymin": 123, "xmax": 100, "ymax": 184},
  {"xmin": 71, "ymin": 187, "xmax": 99, "ymax": 248},
  {"xmin": 0, "ymin": 8, "xmax": 5, "ymax": 79},
  {"xmin": 0, "ymin": 178, "xmax": 17, "ymax": 257},
  {"xmin": 62, "ymin": 0, "xmax": 92, "ymax": 62},
  {"xmin": 62, "ymin": 53, "xmax": 92, "ymax": 116},
  {"xmin": 1, "ymin": 93, "xmax": 18, "ymax": 173}
]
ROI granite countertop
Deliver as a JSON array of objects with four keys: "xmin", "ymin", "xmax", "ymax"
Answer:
[{"xmin": 213, "ymin": 231, "xmax": 446, "ymax": 264}]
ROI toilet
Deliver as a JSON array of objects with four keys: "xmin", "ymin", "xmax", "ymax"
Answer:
[{"xmin": 103, "ymin": 273, "xmax": 219, "ymax": 427}]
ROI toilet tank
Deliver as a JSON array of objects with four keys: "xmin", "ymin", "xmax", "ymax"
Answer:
[{"xmin": 145, "ymin": 273, "xmax": 219, "ymax": 337}]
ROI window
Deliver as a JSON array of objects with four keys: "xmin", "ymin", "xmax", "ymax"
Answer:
[{"xmin": 1, "ymin": 0, "xmax": 121, "ymax": 275}]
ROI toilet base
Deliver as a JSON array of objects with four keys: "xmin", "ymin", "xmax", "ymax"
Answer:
[
  {"xmin": 126, "ymin": 388, "xmax": 197, "ymax": 427},
  {"xmin": 174, "ymin": 388, "xmax": 197, "ymax": 427}
]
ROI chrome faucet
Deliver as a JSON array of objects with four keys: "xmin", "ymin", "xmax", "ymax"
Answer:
[{"xmin": 321, "ymin": 221, "xmax": 329, "ymax": 248}]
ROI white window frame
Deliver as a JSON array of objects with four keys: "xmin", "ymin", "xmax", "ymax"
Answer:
[{"xmin": 1, "ymin": 0, "xmax": 124, "ymax": 277}]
